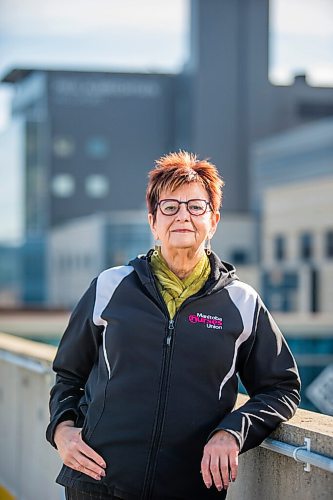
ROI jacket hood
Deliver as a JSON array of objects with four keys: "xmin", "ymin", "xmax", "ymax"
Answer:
[
  {"xmin": 207, "ymin": 251, "xmax": 239, "ymax": 292},
  {"xmin": 129, "ymin": 250, "xmax": 238, "ymax": 294}
]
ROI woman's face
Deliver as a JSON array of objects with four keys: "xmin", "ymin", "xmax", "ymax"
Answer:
[{"xmin": 148, "ymin": 182, "xmax": 220, "ymax": 255}]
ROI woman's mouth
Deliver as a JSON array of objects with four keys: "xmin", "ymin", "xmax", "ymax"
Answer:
[{"xmin": 172, "ymin": 229, "xmax": 194, "ymax": 232}]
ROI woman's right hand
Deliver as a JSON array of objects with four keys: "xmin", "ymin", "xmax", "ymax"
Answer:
[{"xmin": 54, "ymin": 420, "xmax": 106, "ymax": 481}]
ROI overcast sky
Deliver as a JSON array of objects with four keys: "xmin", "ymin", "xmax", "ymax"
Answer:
[
  {"xmin": 0, "ymin": 0, "xmax": 332, "ymax": 242},
  {"xmin": 0, "ymin": 0, "xmax": 332, "ymax": 129}
]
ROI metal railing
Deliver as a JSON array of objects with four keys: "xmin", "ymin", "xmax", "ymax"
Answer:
[
  {"xmin": 0, "ymin": 349, "xmax": 50, "ymax": 374},
  {"xmin": 261, "ymin": 437, "xmax": 333, "ymax": 473}
]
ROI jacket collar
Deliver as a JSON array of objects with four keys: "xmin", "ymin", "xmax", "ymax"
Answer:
[{"xmin": 129, "ymin": 249, "xmax": 238, "ymax": 295}]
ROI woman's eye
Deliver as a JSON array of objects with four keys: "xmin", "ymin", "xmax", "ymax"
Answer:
[{"xmin": 165, "ymin": 205, "xmax": 177, "ymax": 211}]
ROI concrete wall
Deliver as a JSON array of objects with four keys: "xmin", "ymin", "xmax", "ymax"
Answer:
[
  {"xmin": 0, "ymin": 332, "xmax": 332, "ymax": 500},
  {"xmin": 0, "ymin": 333, "xmax": 64, "ymax": 500},
  {"xmin": 228, "ymin": 395, "xmax": 333, "ymax": 500}
]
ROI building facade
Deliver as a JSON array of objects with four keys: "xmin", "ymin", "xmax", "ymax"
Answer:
[
  {"xmin": 187, "ymin": 0, "xmax": 333, "ymax": 211},
  {"xmin": 251, "ymin": 118, "xmax": 333, "ymax": 411},
  {"xmin": 48, "ymin": 211, "xmax": 152, "ymax": 307},
  {"xmin": 250, "ymin": 117, "xmax": 333, "ymax": 315},
  {"xmin": 3, "ymin": 69, "xmax": 176, "ymax": 233},
  {"xmin": 262, "ymin": 175, "xmax": 333, "ymax": 314},
  {"xmin": 1, "ymin": 69, "xmax": 175, "ymax": 304},
  {"xmin": 1, "ymin": 0, "xmax": 333, "ymax": 305}
]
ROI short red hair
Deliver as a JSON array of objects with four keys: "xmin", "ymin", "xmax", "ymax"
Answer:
[{"xmin": 146, "ymin": 151, "xmax": 224, "ymax": 217}]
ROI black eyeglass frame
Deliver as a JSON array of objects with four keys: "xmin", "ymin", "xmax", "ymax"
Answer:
[{"xmin": 155, "ymin": 199, "xmax": 213, "ymax": 216}]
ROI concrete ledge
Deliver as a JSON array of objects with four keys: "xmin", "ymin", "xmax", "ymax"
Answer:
[
  {"xmin": 236, "ymin": 393, "xmax": 333, "ymax": 446},
  {"xmin": 1, "ymin": 333, "xmax": 333, "ymax": 500},
  {"xmin": 0, "ymin": 331, "xmax": 57, "ymax": 363},
  {"xmin": 224, "ymin": 393, "xmax": 333, "ymax": 499}
]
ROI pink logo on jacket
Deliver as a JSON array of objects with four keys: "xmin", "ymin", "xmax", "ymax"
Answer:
[{"xmin": 188, "ymin": 312, "xmax": 223, "ymax": 330}]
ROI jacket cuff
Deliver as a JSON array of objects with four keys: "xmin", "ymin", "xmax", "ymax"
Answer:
[
  {"xmin": 46, "ymin": 409, "xmax": 79, "ymax": 448},
  {"xmin": 207, "ymin": 426, "xmax": 242, "ymax": 452}
]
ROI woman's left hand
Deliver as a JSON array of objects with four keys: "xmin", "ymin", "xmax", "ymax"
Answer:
[{"xmin": 200, "ymin": 429, "xmax": 239, "ymax": 492}]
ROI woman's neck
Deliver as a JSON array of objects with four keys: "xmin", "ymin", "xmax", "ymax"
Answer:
[{"xmin": 160, "ymin": 247, "xmax": 206, "ymax": 280}]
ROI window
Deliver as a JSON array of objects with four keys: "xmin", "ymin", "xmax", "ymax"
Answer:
[
  {"xmin": 300, "ymin": 232, "xmax": 313, "ymax": 261},
  {"xmin": 85, "ymin": 175, "xmax": 109, "ymax": 198},
  {"xmin": 53, "ymin": 136, "xmax": 75, "ymax": 158},
  {"xmin": 274, "ymin": 235, "xmax": 285, "ymax": 261},
  {"xmin": 51, "ymin": 174, "xmax": 75, "ymax": 197},
  {"xmin": 263, "ymin": 271, "xmax": 298, "ymax": 312},
  {"xmin": 326, "ymin": 230, "xmax": 333, "ymax": 258},
  {"xmin": 85, "ymin": 137, "xmax": 109, "ymax": 159},
  {"xmin": 230, "ymin": 249, "xmax": 249, "ymax": 265}
]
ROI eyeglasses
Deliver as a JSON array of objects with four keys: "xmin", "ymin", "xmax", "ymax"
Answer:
[{"xmin": 156, "ymin": 199, "xmax": 212, "ymax": 216}]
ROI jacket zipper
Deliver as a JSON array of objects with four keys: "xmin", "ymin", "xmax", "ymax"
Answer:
[
  {"xmin": 141, "ymin": 318, "xmax": 175, "ymax": 499},
  {"xmin": 166, "ymin": 318, "xmax": 174, "ymax": 346},
  {"xmin": 141, "ymin": 263, "xmax": 217, "ymax": 498}
]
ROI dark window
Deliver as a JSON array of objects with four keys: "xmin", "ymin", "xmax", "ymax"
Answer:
[
  {"xmin": 310, "ymin": 267, "xmax": 319, "ymax": 313},
  {"xmin": 298, "ymin": 102, "xmax": 333, "ymax": 119},
  {"xmin": 300, "ymin": 233, "xmax": 313, "ymax": 261},
  {"xmin": 326, "ymin": 230, "xmax": 333, "ymax": 258},
  {"xmin": 262, "ymin": 271, "xmax": 298, "ymax": 312},
  {"xmin": 230, "ymin": 249, "xmax": 249, "ymax": 265},
  {"xmin": 274, "ymin": 235, "xmax": 285, "ymax": 261}
]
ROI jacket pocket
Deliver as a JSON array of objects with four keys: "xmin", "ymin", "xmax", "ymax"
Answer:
[{"xmin": 80, "ymin": 382, "xmax": 109, "ymax": 443}]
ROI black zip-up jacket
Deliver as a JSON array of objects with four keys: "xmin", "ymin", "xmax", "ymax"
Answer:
[{"xmin": 46, "ymin": 251, "xmax": 300, "ymax": 499}]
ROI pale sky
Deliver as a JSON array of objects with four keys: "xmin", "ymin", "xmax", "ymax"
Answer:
[
  {"xmin": 0, "ymin": 0, "xmax": 333, "ymax": 129},
  {"xmin": 270, "ymin": 0, "xmax": 333, "ymax": 85},
  {"xmin": 0, "ymin": 0, "xmax": 332, "ymax": 242}
]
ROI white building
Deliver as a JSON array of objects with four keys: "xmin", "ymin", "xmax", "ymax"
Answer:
[
  {"xmin": 212, "ymin": 213, "xmax": 260, "ymax": 291},
  {"xmin": 262, "ymin": 175, "xmax": 333, "ymax": 315},
  {"xmin": 47, "ymin": 211, "xmax": 152, "ymax": 307},
  {"xmin": 251, "ymin": 117, "xmax": 333, "ymax": 315},
  {"xmin": 251, "ymin": 118, "xmax": 333, "ymax": 412}
]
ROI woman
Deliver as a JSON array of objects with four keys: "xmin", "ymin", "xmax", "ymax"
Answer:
[{"xmin": 47, "ymin": 151, "xmax": 300, "ymax": 500}]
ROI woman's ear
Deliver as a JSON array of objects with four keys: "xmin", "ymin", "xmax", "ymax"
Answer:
[
  {"xmin": 209, "ymin": 211, "xmax": 220, "ymax": 239},
  {"xmin": 148, "ymin": 213, "xmax": 158, "ymax": 240}
]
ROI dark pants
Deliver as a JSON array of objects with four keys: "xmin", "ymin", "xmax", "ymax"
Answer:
[
  {"xmin": 65, "ymin": 487, "xmax": 123, "ymax": 500},
  {"xmin": 65, "ymin": 485, "xmax": 228, "ymax": 499}
]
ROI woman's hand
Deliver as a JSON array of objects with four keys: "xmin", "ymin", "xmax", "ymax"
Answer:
[
  {"xmin": 54, "ymin": 420, "xmax": 106, "ymax": 481},
  {"xmin": 201, "ymin": 430, "xmax": 239, "ymax": 492}
]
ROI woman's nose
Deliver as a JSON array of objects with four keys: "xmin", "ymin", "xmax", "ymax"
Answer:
[{"xmin": 176, "ymin": 203, "xmax": 190, "ymax": 220}]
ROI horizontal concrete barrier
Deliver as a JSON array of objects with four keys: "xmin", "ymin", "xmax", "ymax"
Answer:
[
  {"xmin": 0, "ymin": 332, "xmax": 332, "ymax": 500},
  {"xmin": 227, "ymin": 394, "xmax": 333, "ymax": 500},
  {"xmin": 0, "ymin": 333, "xmax": 62, "ymax": 500}
]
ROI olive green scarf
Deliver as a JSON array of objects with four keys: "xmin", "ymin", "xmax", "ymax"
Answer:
[{"xmin": 150, "ymin": 250, "xmax": 211, "ymax": 319}]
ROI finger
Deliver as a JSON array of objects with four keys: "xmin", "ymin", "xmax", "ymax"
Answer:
[
  {"xmin": 200, "ymin": 453, "xmax": 212, "ymax": 489},
  {"xmin": 209, "ymin": 455, "xmax": 223, "ymax": 492},
  {"xmin": 65, "ymin": 456, "xmax": 101, "ymax": 481},
  {"xmin": 229, "ymin": 450, "xmax": 239, "ymax": 482},
  {"xmin": 68, "ymin": 441, "xmax": 106, "ymax": 478},
  {"xmin": 72, "ymin": 456, "xmax": 105, "ymax": 481},
  {"xmin": 78, "ymin": 434, "xmax": 106, "ymax": 468},
  {"xmin": 219, "ymin": 455, "xmax": 230, "ymax": 490},
  {"xmin": 77, "ymin": 452, "xmax": 106, "ymax": 478}
]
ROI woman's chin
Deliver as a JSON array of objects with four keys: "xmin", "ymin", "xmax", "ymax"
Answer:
[{"xmin": 163, "ymin": 241, "xmax": 203, "ymax": 253}]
